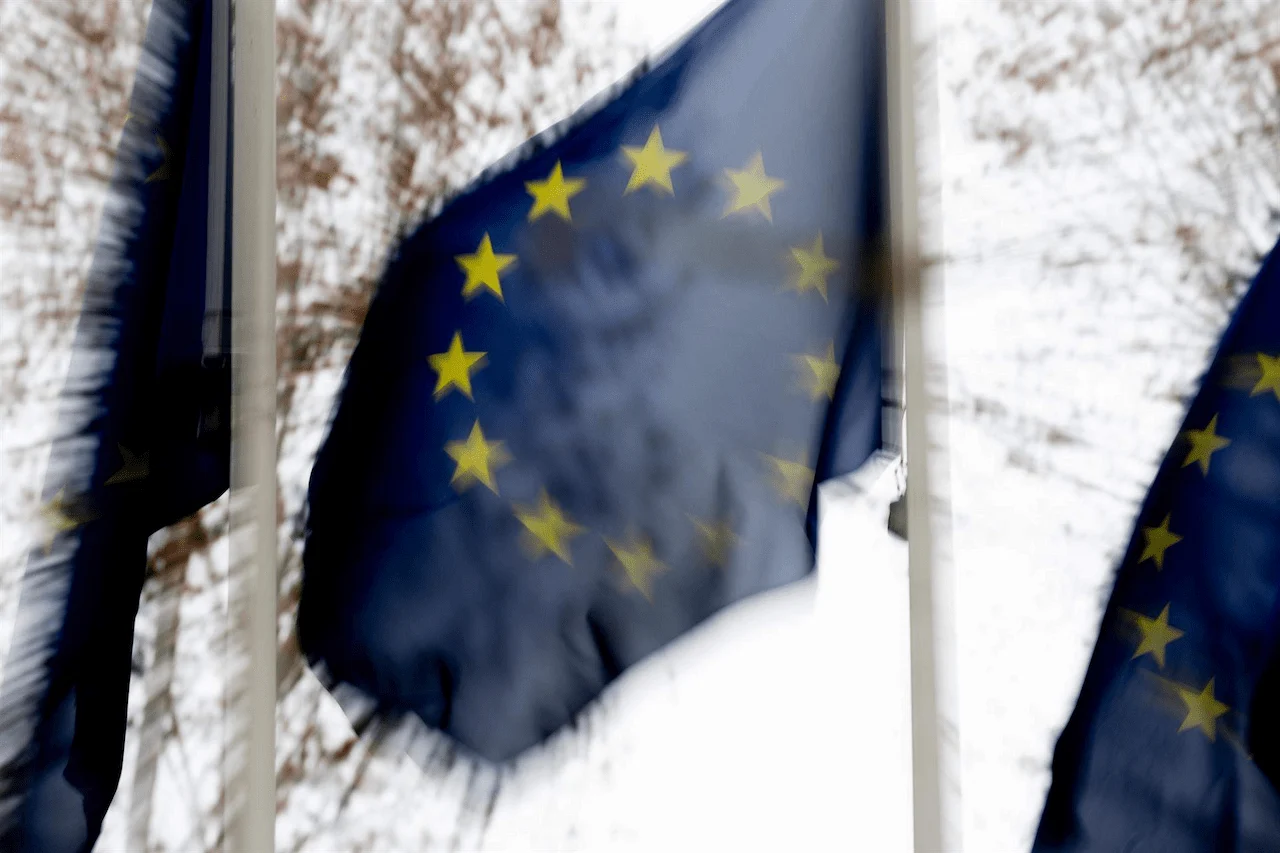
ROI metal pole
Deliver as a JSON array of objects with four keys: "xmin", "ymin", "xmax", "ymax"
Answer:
[
  {"xmin": 885, "ymin": 1, "xmax": 961, "ymax": 851},
  {"xmin": 228, "ymin": 0, "xmax": 276, "ymax": 849}
]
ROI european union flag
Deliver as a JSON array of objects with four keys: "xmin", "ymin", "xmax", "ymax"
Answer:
[
  {"xmin": 301, "ymin": 0, "xmax": 890, "ymax": 763},
  {"xmin": 1034, "ymin": 236, "xmax": 1280, "ymax": 851},
  {"xmin": 0, "ymin": 0, "xmax": 230, "ymax": 849}
]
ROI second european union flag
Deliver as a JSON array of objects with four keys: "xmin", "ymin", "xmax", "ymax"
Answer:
[
  {"xmin": 1034, "ymin": 235, "xmax": 1280, "ymax": 850},
  {"xmin": 300, "ymin": 0, "xmax": 889, "ymax": 762}
]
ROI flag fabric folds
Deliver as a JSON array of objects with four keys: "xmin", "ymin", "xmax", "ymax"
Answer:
[
  {"xmin": 300, "ymin": 0, "xmax": 890, "ymax": 764},
  {"xmin": 1034, "ymin": 237, "xmax": 1280, "ymax": 851},
  {"xmin": 0, "ymin": 0, "xmax": 230, "ymax": 849}
]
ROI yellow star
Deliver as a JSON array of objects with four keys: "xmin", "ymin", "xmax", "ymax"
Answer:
[
  {"xmin": 788, "ymin": 233, "xmax": 840, "ymax": 301},
  {"xmin": 1139, "ymin": 514, "xmax": 1181, "ymax": 570},
  {"xmin": 1181, "ymin": 414, "xmax": 1230, "ymax": 476},
  {"xmin": 444, "ymin": 420, "xmax": 510, "ymax": 494},
  {"xmin": 39, "ymin": 489, "xmax": 91, "ymax": 554},
  {"xmin": 525, "ymin": 160, "xmax": 586, "ymax": 222},
  {"xmin": 1129, "ymin": 604, "xmax": 1184, "ymax": 668},
  {"xmin": 762, "ymin": 453, "xmax": 814, "ymax": 508},
  {"xmin": 689, "ymin": 515, "xmax": 737, "ymax": 568},
  {"xmin": 124, "ymin": 111, "xmax": 158, "ymax": 133},
  {"xmin": 145, "ymin": 135, "xmax": 171, "ymax": 183},
  {"xmin": 605, "ymin": 532, "xmax": 668, "ymax": 600},
  {"xmin": 427, "ymin": 332, "xmax": 487, "ymax": 401},
  {"xmin": 1252, "ymin": 353, "xmax": 1280, "ymax": 401},
  {"xmin": 514, "ymin": 490, "xmax": 584, "ymax": 565},
  {"xmin": 722, "ymin": 152, "xmax": 785, "ymax": 221},
  {"xmin": 793, "ymin": 342, "xmax": 840, "ymax": 401},
  {"xmin": 1176, "ymin": 677, "xmax": 1229, "ymax": 740},
  {"xmin": 621, "ymin": 125, "xmax": 687, "ymax": 195},
  {"xmin": 455, "ymin": 233, "xmax": 516, "ymax": 301},
  {"xmin": 105, "ymin": 444, "xmax": 149, "ymax": 485}
]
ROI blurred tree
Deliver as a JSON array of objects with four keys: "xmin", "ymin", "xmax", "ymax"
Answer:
[
  {"xmin": 959, "ymin": 0, "xmax": 1280, "ymax": 338},
  {"xmin": 0, "ymin": 0, "xmax": 151, "ymax": 594},
  {"xmin": 936, "ymin": 0, "xmax": 1280, "ymax": 485}
]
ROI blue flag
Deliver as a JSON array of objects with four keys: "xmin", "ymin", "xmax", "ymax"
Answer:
[
  {"xmin": 301, "ymin": 0, "xmax": 889, "ymax": 764},
  {"xmin": 0, "ymin": 0, "xmax": 230, "ymax": 849},
  {"xmin": 1034, "ymin": 236, "xmax": 1280, "ymax": 851}
]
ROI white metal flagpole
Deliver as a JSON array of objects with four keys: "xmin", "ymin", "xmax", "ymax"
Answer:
[
  {"xmin": 227, "ymin": 0, "xmax": 277, "ymax": 849},
  {"xmin": 885, "ymin": 0, "xmax": 961, "ymax": 851}
]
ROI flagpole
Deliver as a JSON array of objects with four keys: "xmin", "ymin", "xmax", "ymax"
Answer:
[
  {"xmin": 228, "ymin": 0, "xmax": 277, "ymax": 850},
  {"xmin": 886, "ymin": 1, "xmax": 961, "ymax": 851}
]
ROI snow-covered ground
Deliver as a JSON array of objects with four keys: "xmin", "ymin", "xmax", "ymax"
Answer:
[{"xmin": 4, "ymin": 0, "xmax": 1277, "ymax": 850}]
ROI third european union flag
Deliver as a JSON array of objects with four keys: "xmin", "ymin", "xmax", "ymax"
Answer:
[
  {"xmin": 0, "ymin": 0, "xmax": 230, "ymax": 848},
  {"xmin": 300, "ymin": 0, "xmax": 889, "ymax": 762},
  {"xmin": 1034, "ymin": 236, "xmax": 1280, "ymax": 850}
]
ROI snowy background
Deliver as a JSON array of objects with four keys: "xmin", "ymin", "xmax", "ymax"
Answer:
[{"xmin": 2, "ymin": 0, "xmax": 1279, "ymax": 850}]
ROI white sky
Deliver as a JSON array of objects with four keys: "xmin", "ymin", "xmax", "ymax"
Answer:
[{"xmin": 607, "ymin": 0, "xmax": 728, "ymax": 53}]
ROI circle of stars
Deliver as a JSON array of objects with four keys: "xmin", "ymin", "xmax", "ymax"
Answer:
[{"xmin": 426, "ymin": 124, "xmax": 857, "ymax": 599}]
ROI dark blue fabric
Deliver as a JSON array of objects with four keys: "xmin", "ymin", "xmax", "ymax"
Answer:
[
  {"xmin": 0, "ymin": 1, "xmax": 229, "ymax": 850},
  {"xmin": 1034, "ymin": 237, "xmax": 1280, "ymax": 852},
  {"xmin": 301, "ymin": 0, "xmax": 889, "ymax": 764}
]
